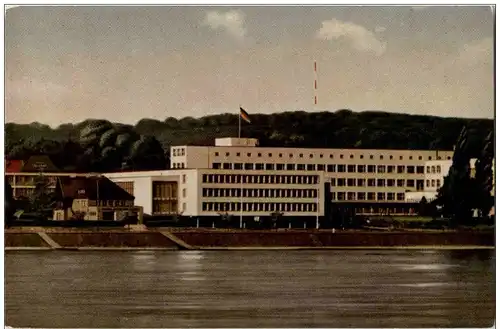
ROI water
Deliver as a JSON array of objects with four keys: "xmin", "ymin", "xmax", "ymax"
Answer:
[{"xmin": 5, "ymin": 250, "xmax": 495, "ymax": 328}]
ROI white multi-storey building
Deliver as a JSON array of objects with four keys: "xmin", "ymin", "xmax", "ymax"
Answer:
[
  {"xmin": 105, "ymin": 169, "xmax": 326, "ymax": 219},
  {"xmin": 170, "ymin": 138, "xmax": 454, "ymax": 213}
]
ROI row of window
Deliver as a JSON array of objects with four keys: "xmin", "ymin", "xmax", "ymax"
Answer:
[
  {"xmin": 202, "ymin": 188, "xmax": 319, "ymax": 199},
  {"xmin": 212, "ymin": 151, "xmax": 451, "ymax": 161},
  {"xmin": 172, "ymin": 148, "xmax": 186, "ymax": 156},
  {"xmin": 202, "ymin": 202, "xmax": 318, "ymax": 213},
  {"xmin": 202, "ymin": 174, "xmax": 319, "ymax": 185},
  {"xmin": 212, "ymin": 162, "xmax": 428, "ymax": 174},
  {"xmin": 172, "ymin": 163, "xmax": 186, "ymax": 169},
  {"xmin": 333, "ymin": 192, "xmax": 406, "ymax": 201},
  {"xmin": 330, "ymin": 178, "xmax": 440, "ymax": 189}
]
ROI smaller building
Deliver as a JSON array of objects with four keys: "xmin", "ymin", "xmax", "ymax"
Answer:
[{"xmin": 53, "ymin": 175, "xmax": 143, "ymax": 222}]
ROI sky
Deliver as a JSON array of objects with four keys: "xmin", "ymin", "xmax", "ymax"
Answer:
[{"xmin": 5, "ymin": 5, "xmax": 494, "ymax": 126}]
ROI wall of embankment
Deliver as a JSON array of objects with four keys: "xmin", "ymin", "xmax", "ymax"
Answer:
[{"xmin": 4, "ymin": 228, "xmax": 494, "ymax": 250}]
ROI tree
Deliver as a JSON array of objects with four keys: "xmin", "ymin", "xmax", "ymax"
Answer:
[
  {"xmin": 473, "ymin": 132, "xmax": 494, "ymax": 217},
  {"xmin": 435, "ymin": 127, "xmax": 475, "ymax": 226},
  {"xmin": 5, "ymin": 178, "xmax": 15, "ymax": 227},
  {"xmin": 28, "ymin": 174, "xmax": 57, "ymax": 218}
]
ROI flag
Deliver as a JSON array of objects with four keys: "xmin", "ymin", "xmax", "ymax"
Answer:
[{"xmin": 240, "ymin": 107, "xmax": 251, "ymax": 124}]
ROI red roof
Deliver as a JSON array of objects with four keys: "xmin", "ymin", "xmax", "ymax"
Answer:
[{"xmin": 5, "ymin": 160, "xmax": 24, "ymax": 173}]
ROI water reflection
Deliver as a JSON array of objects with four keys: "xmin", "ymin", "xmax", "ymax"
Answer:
[{"xmin": 5, "ymin": 250, "xmax": 495, "ymax": 328}]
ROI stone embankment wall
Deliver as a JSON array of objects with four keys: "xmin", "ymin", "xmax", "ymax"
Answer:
[{"xmin": 4, "ymin": 228, "xmax": 494, "ymax": 250}]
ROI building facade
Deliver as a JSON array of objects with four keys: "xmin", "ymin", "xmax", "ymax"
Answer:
[
  {"xmin": 105, "ymin": 169, "xmax": 325, "ymax": 219},
  {"xmin": 169, "ymin": 138, "xmax": 455, "ymax": 213}
]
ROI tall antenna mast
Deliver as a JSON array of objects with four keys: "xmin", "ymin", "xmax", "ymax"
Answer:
[{"xmin": 314, "ymin": 60, "xmax": 318, "ymax": 106}]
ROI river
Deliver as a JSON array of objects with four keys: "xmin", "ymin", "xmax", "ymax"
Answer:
[{"xmin": 5, "ymin": 249, "xmax": 495, "ymax": 328}]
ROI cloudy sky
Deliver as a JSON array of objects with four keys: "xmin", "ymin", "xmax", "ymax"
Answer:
[{"xmin": 5, "ymin": 5, "xmax": 494, "ymax": 126}]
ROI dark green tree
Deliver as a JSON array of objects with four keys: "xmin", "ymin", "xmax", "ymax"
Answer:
[
  {"xmin": 435, "ymin": 127, "xmax": 475, "ymax": 226},
  {"xmin": 473, "ymin": 131, "xmax": 494, "ymax": 217},
  {"xmin": 5, "ymin": 178, "xmax": 15, "ymax": 227}
]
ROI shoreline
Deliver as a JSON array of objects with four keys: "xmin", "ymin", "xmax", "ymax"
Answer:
[{"xmin": 4, "ymin": 227, "xmax": 494, "ymax": 251}]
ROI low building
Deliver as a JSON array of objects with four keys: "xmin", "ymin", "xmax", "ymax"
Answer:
[
  {"xmin": 105, "ymin": 169, "xmax": 326, "ymax": 220},
  {"xmin": 53, "ymin": 175, "xmax": 143, "ymax": 222}
]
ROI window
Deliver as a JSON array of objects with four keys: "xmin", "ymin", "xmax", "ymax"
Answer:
[
  {"xmin": 428, "ymin": 156, "xmax": 432, "ymax": 160},
  {"xmin": 407, "ymin": 179, "xmax": 415, "ymax": 187},
  {"xmin": 397, "ymin": 165, "xmax": 405, "ymax": 174},
  {"xmin": 399, "ymin": 156, "xmax": 403, "ymax": 160},
  {"xmin": 447, "ymin": 156, "xmax": 451, "ymax": 160},
  {"xmin": 397, "ymin": 193, "xmax": 405, "ymax": 201},
  {"xmin": 276, "ymin": 164, "xmax": 285, "ymax": 170},
  {"xmin": 397, "ymin": 179, "xmax": 405, "ymax": 187},
  {"xmin": 426, "ymin": 180, "xmax": 430, "ymax": 187},
  {"xmin": 182, "ymin": 188, "xmax": 187, "ymax": 198},
  {"xmin": 431, "ymin": 180, "xmax": 436, "ymax": 187},
  {"xmin": 370, "ymin": 155, "xmax": 374, "ymax": 159},
  {"xmin": 380, "ymin": 155, "xmax": 384, "ymax": 160},
  {"xmin": 368, "ymin": 179, "xmax": 376, "ymax": 187},
  {"xmin": 436, "ymin": 165, "xmax": 441, "ymax": 174},
  {"xmin": 299, "ymin": 154, "xmax": 304, "ymax": 158},
  {"xmin": 387, "ymin": 179, "xmax": 395, "ymax": 187},
  {"xmin": 367, "ymin": 165, "xmax": 375, "ymax": 173},
  {"xmin": 348, "ymin": 165, "xmax": 356, "ymax": 173},
  {"xmin": 247, "ymin": 153, "xmax": 252, "ymax": 157},
  {"xmin": 234, "ymin": 163, "xmax": 243, "ymax": 170},
  {"xmin": 436, "ymin": 179, "xmax": 441, "ymax": 187},
  {"xmin": 357, "ymin": 192, "xmax": 366, "ymax": 200},
  {"xmin": 329, "ymin": 154, "xmax": 334, "ymax": 159},
  {"xmin": 244, "ymin": 163, "xmax": 253, "ymax": 170},
  {"xmin": 427, "ymin": 166, "xmax": 431, "ymax": 174},
  {"xmin": 223, "ymin": 163, "xmax": 232, "ymax": 170},
  {"xmin": 360, "ymin": 155, "xmax": 364, "ymax": 159},
  {"xmin": 357, "ymin": 178, "xmax": 365, "ymax": 187},
  {"xmin": 431, "ymin": 166, "xmax": 436, "ymax": 174},
  {"xmin": 327, "ymin": 165, "xmax": 335, "ymax": 172},
  {"xmin": 182, "ymin": 175, "xmax": 186, "ymax": 184},
  {"xmin": 225, "ymin": 152, "xmax": 230, "ymax": 156},
  {"xmin": 297, "ymin": 164, "xmax": 306, "ymax": 171},
  {"xmin": 389, "ymin": 155, "xmax": 393, "ymax": 160},
  {"xmin": 202, "ymin": 174, "xmax": 208, "ymax": 183},
  {"xmin": 350, "ymin": 154, "xmax": 354, "ymax": 159},
  {"xmin": 347, "ymin": 192, "xmax": 356, "ymax": 200},
  {"xmin": 289, "ymin": 153, "xmax": 294, "ymax": 158},
  {"xmin": 407, "ymin": 166, "xmax": 415, "ymax": 174},
  {"xmin": 387, "ymin": 165, "xmax": 395, "ymax": 173},
  {"xmin": 377, "ymin": 192, "xmax": 385, "ymax": 201},
  {"xmin": 418, "ymin": 156, "xmax": 422, "ymax": 160},
  {"xmin": 337, "ymin": 178, "xmax": 346, "ymax": 186},
  {"xmin": 377, "ymin": 165, "xmax": 385, "ymax": 173},
  {"xmin": 416, "ymin": 166, "xmax": 424, "ymax": 174},
  {"xmin": 367, "ymin": 192, "xmax": 376, "ymax": 200},
  {"xmin": 265, "ymin": 163, "xmax": 274, "ymax": 170},
  {"xmin": 387, "ymin": 192, "xmax": 395, "ymax": 201},
  {"xmin": 310, "ymin": 154, "xmax": 314, "ymax": 158},
  {"xmin": 357, "ymin": 165, "xmax": 366, "ymax": 173},
  {"xmin": 236, "ymin": 152, "xmax": 240, "ymax": 157},
  {"xmin": 215, "ymin": 152, "xmax": 219, "ymax": 156},
  {"xmin": 337, "ymin": 192, "xmax": 345, "ymax": 200},
  {"xmin": 257, "ymin": 153, "xmax": 262, "ymax": 157},
  {"xmin": 377, "ymin": 179, "xmax": 385, "ymax": 187},
  {"xmin": 340, "ymin": 154, "xmax": 344, "ymax": 159},
  {"xmin": 287, "ymin": 164, "xmax": 295, "ymax": 170},
  {"xmin": 317, "ymin": 164, "xmax": 325, "ymax": 171},
  {"xmin": 268, "ymin": 153, "xmax": 273, "ymax": 157},
  {"xmin": 409, "ymin": 156, "xmax": 413, "ymax": 160},
  {"xmin": 255, "ymin": 163, "xmax": 264, "ymax": 170},
  {"xmin": 337, "ymin": 165, "xmax": 346, "ymax": 173},
  {"xmin": 331, "ymin": 179, "xmax": 336, "ymax": 186},
  {"xmin": 279, "ymin": 153, "xmax": 283, "ymax": 158},
  {"xmin": 307, "ymin": 164, "xmax": 315, "ymax": 171},
  {"xmin": 213, "ymin": 163, "xmax": 221, "ymax": 169},
  {"xmin": 347, "ymin": 178, "xmax": 356, "ymax": 187}
]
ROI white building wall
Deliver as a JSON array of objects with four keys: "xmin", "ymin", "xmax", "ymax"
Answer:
[
  {"xmin": 106, "ymin": 175, "xmax": 154, "ymax": 214},
  {"xmin": 105, "ymin": 169, "xmax": 325, "ymax": 217}
]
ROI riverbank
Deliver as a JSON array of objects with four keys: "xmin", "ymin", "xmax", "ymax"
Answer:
[{"xmin": 4, "ymin": 227, "xmax": 494, "ymax": 251}]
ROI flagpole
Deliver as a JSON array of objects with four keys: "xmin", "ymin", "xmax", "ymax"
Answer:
[{"xmin": 239, "ymin": 106, "xmax": 243, "ymax": 229}]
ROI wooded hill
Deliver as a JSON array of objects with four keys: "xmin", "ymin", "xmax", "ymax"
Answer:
[{"xmin": 5, "ymin": 109, "xmax": 494, "ymax": 172}]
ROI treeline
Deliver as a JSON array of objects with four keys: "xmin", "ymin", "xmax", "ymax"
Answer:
[{"xmin": 5, "ymin": 109, "xmax": 494, "ymax": 172}]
